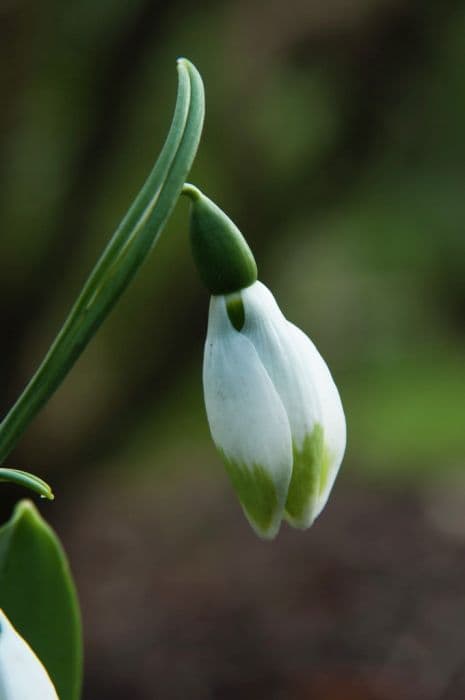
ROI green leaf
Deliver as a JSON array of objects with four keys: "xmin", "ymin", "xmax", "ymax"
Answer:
[
  {"xmin": 0, "ymin": 58, "xmax": 205, "ymax": 462},
  {"xmin": 0, "ymin": 468, "xmax": 54, "ymax": 500},
  {"xmin": 0, "ymin": 500, "xmax": 82, "ymax": 700}
]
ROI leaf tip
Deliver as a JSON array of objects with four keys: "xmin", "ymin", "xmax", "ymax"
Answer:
[{"xmin": 13, "ymin": 498, "xmax": 38, "ymax": 521}]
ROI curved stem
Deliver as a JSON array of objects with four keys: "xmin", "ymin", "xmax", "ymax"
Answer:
[
  {"xmin": 0, "ymin": 468, "xmax": 54, "ymax": 500},
  {"xmin": 0, "ymin": 58, "xmax": 205, "ymax": 463}
]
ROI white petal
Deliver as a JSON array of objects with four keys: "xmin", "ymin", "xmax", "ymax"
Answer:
[
  {"xmin": 203, "ymin": 294, "xmax": 293, "ymax": 538},
  {"xmin": 241, "ymin": 281, "xmax": 321, "ymax": 447},
  {"xmin": 285, "ymin": 322, "xmax": 346, "ymax": 520},
  {"xmin": 241, "ymin": 281, "xmax": 346, "ymax": 527},
  {"xmin": 0, "ymin": 610, "xmax": 58, "ymax": 699}
]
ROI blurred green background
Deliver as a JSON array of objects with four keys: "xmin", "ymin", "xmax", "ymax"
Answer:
[{"xmin": 1, "ymin": 0, "xmax": 465, "ymax": 698}]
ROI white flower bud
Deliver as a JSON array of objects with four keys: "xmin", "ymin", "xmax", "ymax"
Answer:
[{"xmin": 203, "ymin": 281, "xmax": 346, "ymax": 538}]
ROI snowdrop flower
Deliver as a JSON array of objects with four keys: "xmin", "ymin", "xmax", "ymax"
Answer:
[
  {"xmin": 0, "ymin": 609, "xmax": 58, "ymax": 699},
  {"xmin": 184, "ymin": 185, "xmax": 346, "ymax": 539}
]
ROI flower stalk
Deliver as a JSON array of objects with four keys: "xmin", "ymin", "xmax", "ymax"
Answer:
[{"xmin": 0, "ymin": 59, "xmax": 205, "ymax": 466}]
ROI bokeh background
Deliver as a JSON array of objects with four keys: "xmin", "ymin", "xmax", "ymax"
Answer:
[{"xmin": 1, "ymin": 0, "xmax": 465, "ymax": 698}]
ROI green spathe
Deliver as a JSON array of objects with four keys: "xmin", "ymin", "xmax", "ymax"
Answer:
[
  {"xmin": 184, "ymin": 184, "xmax": 257, "ymax": 294},
  {"xmin": 220, "ymin": 452, "xmax": 282, "ymax": 539},
  {"xmin": 285, "ymin": 424, "xmax": 330, "ymax": 528}
]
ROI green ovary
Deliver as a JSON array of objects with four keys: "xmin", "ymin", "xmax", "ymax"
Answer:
[
  {"xmin": 285, "ymin": 424, "xmax": 330, "ymax": 527},
  {"xmin": 222, "ymin": 455, "xmax": 280, "ymax": 537}
]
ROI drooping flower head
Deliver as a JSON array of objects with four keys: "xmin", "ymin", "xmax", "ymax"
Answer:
[{"xmin": 184, "ymin": 184, "xmax": 346, "ymax": 539}]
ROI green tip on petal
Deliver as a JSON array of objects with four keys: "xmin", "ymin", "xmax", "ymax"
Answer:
[
  {"xmin": 284, "ymin": 424, "xmax": 327, "ymax": 529},
  {"xmin": 183, "ymin": 184, "xmax": 257, "ymax": 295},
  {"xmin": 220, "ymin": 453, "xmax": 284, "ymax": 539}
]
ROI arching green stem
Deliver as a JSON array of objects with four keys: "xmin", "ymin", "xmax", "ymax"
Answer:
[
  {"xmin": 0, "ymin": 58, "xmax": 205, "ymax": 463},
  {"xmin": 0, "ymin": 469, "xmax": 54, "ymax": 500}
]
